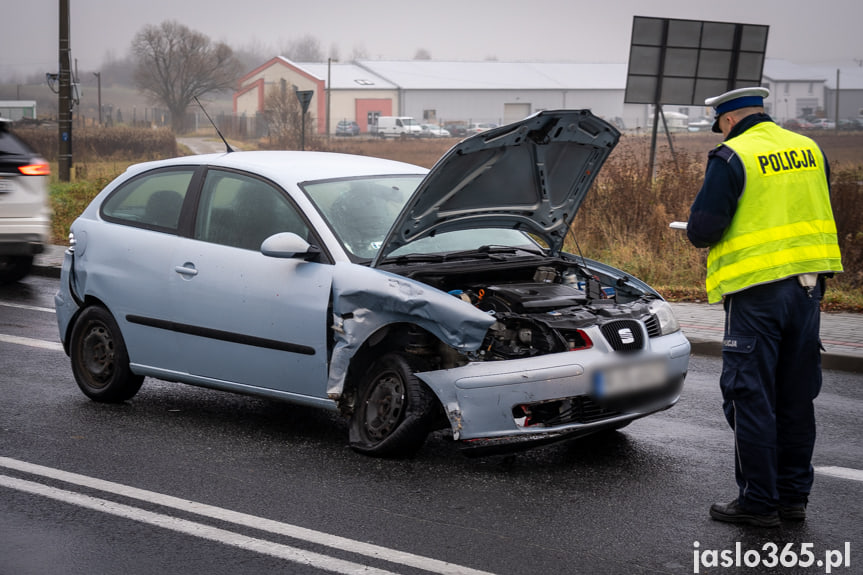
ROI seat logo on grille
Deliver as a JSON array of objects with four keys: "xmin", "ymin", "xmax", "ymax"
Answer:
[{"xmin": 618, "ymin": 327, "xmax": 635, "ymax": 344}]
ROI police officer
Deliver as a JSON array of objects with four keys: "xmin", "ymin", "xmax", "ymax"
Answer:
[{"xmin": 687, "ymin": 87, "xmax": 843, "ymax": 527}]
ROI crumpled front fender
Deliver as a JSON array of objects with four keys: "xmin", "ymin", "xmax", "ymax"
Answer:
[{"xmin": 326, "ymin": 262, "xmax": 494, "ymax": 397}]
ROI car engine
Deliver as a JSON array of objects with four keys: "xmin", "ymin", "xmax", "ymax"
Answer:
[{"xmin": 385, "ymin": 260, "xmax": 664, "ymax": 363}]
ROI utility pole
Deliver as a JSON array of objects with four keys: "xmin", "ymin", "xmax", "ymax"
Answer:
[
  {"xmin": 327, "ymin": 58, "xmax": 332, "ymax": 137},
  {"xmin": 94, "ymin": 72, "xmax": 102, "ymax": 126},
  {"xmin": 58, "ymin": 0, "xmax": 73, "ymax": 181},
  {"xmin": 834, "ymin": 69, "xmax": 840, "ymax": 130}
]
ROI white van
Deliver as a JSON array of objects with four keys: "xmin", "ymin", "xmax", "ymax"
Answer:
[{"xmin": 375, "ymin": 116, "xmax": 423, "ymax": 139}]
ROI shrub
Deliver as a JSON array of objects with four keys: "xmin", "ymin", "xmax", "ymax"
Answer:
[{"xmin": 14, "ymin": 126, "xmax": 177, "ymax": 162}]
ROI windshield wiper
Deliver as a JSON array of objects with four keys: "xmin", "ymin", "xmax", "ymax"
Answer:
[
  {"xmin": 383, "ymin": 253, "xmax": 446, "ymax": 264},
  {"xmin": 381, "ymin": 245, "xmax": 545, "ymax": 265},
  {"xmin": 443, "ymin": 244, "xmax": 544, "ymax": 261}
]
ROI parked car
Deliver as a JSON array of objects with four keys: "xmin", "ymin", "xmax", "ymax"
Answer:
[
  {"xmin": 55, "ymin": 110, "xmax": 690, "ymax": 458},
  {"xmin": 809, "ymin": 118, "xmax": 835, "ymax": 130},
  {"xmin": 0, "ymin": 119, "xmax": 51, "ymax": 284},
  {"xmin": 443, "ymin": 122, "xmax": 468, "ymax": 137},
  {"xmin": 466, "ymin": 122, "xmax": 499, "ymax": 134},
  {"xmin": 335, "ymin": 120, "xmax": 360, "ymax": 136},
  {"xmin": 838, "ymin": 118, "xmax": 863, "ymax": 131},
  {"xmin": 420, "ymin": 124, "xmax": 451, "ymax": 138},
  {"xmin": 784, "ymin": 118, "xmax": 814, "ymax": 131}
]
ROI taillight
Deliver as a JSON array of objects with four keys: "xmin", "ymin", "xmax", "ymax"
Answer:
[{"xmin": 19, "ymin": 162, "xmax": 51, "ymax": 176}]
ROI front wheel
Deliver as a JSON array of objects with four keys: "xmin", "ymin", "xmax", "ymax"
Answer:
[
  {"xmin": 69, "ymin": 306, "xmax": 144, "ymax": 402},
  {"xmin": 349, "ymin": 352, "xmax": 437, "ymax": 458}
]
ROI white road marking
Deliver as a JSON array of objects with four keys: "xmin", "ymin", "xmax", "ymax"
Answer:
[
  {"xmin": 816, "ymin": 465, "xmax": 863, "ymax": 482},
  {"xmin": 0, "ymin": 457, "xmax": 495, "ymax": 575},
  {"xmin": 0, "ymin": 333, "xmax": 63, "ymax": 351},
  {"xmin": 0, "ymin": 474, "xmax": 401, "ymax": 575},
  {"xmin": 0, "ymin": 301, "xmax": 55, "ymax": 313}
]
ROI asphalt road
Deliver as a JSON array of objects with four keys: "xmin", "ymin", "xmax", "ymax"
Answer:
[{"xmin": 1, "ymin": 275, "xmax": 861, "ymax": 575}]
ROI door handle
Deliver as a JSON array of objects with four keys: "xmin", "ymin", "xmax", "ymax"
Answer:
[{"xmin": 174, "ymin": 264, "xmax": 198, "ymax": 277}]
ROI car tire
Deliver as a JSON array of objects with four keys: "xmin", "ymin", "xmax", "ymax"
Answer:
[
  {"xmin": 70, "ymin": 305, "xmax": 144, "ymax": 403},
  {"xmin": 349, "ymin": 352, "xmax": 436, "ymax": 458},
  {"xmin": 0, "ymin": 255, "xmax": 34, "ymax": 284}
]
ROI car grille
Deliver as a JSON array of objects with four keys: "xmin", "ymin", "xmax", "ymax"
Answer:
[
  {"xmin": 515, "ymin": 395, "xmax": 621, "ymax": 427},
  {"xmin": 643, "ymin": 314, "xmax": 661, "ymax": 338},
  {"xmin": 600, "ymin": 319, "xmax": 644, "ymax": 352}
]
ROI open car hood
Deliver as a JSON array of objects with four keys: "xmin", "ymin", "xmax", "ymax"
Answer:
[{"xmin": 372, "ymin": 109, "xmax": 620, "ymax": 266}]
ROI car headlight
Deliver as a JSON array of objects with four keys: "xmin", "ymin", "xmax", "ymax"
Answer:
[{"xmin": 648, "ymin": 299, "xmax": 680, "ymax": 335}]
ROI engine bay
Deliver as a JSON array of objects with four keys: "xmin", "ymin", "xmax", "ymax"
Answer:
[{"xmin": 381, "ymin": 257, "xmax": 662, "ymax": 361}]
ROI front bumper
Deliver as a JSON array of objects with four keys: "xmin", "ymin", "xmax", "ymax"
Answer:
[{"xmin": 417, "ymin": 332, "xmax": 690, "ymax": 453}]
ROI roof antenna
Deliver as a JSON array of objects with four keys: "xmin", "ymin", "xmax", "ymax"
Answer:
[{"xmin": 194, "ymin": 96, "xmax": 234, "ymax": 153}]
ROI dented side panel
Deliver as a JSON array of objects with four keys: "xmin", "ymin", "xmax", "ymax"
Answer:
[{"xmin": 326, "ymin": 262, "xmax": 495, "ymax": 397}]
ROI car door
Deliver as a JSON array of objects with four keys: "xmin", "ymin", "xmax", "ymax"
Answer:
[
  {"xmin": 92, "ymin": 167, "xmax": 198, "ymax": 373},
  {"xmin": 169, "ymin": 169, "xmax": 333, "ymax": 402}
]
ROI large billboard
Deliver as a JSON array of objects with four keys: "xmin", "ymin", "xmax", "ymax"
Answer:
[{"xmin": 625, "ymin": 16, "xmax": 769, "ymax": 106}]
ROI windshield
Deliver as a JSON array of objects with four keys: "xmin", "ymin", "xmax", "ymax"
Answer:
[
  {"xmin": 304, "ymin": 175, "xmax": 545, "ymax": 261},
  {"xmin": 304, "ymin": 175, "xmax": 421, "ymax": 259}
]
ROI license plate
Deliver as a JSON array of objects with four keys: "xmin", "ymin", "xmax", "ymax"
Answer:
[{"xmin": 593, "ymin": 359, "xmax": 668, "ymax": 399}]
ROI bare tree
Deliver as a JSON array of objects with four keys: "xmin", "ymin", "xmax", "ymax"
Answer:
[
  {"xmin": 132, "ymin": 20, "xmax": 243, "ymax": 133},
  {"xmin": 282, "ymin": 35, "xmax": 324, "ymax": 62},
  {"xmin": 263, "ymin": 82, "xmax": 317, "ymax": 150},
  {"xmin": 351, "ymin": 45, "xmax": 369, "ymax": 61},
  {"xmin": 414, "ymin": 48, "xmax": 432, "ymax": 60}
]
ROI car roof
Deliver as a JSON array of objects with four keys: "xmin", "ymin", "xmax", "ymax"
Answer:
[{"xmin": 124, "ymin": 151, "xmax": 427, "ymax": 184}]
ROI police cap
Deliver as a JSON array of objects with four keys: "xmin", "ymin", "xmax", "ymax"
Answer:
[{"xmin": 706, "ymin": 86, "xmax": 770, "ymax": 133}]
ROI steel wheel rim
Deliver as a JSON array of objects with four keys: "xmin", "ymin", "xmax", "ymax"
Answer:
[
  {"xmin": 80, "ymin": 322, "xmax": 115, "ymax": 387},
  {"xmin": 363, "ymin": 372, "xmax": 405, "ymax": 441}
]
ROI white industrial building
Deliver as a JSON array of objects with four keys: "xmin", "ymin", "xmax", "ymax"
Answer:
[{"xmin": 234, "ymin": 57, "xmax": 863, "ymax": 135}]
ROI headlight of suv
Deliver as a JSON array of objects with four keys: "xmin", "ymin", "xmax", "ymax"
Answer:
[{"xmin": 648, "ymin": 299, "xmax": 681, "ymax": 335}]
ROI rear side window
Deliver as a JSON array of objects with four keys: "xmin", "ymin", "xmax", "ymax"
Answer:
[
  {"xmin": 0, "ymin": 124, "xmax": 36, "ymax": 159},
  {"xmin": 101, "ymin": 168, "xmax": 195, "ymax": 232}
]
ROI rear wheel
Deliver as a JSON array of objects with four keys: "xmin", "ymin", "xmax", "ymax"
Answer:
[
  {"xmin": 70, "ymin": 305, "xmax": 143, "ymax": 402},
  {"xmin": 349, "ymin": 352, "xmax": 437, "ymax": 458},
  {"xmin": 0, "ymin": 255, "xmax": 33, "ymax": 284}
]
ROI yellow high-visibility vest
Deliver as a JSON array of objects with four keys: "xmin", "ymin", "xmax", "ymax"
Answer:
[{"xmin": 705, "ymin": 122, "xmax": 843, "ymax": 303}]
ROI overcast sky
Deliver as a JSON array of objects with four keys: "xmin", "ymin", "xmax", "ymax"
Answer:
[{"xmin": 3, "ymin": 0, "xmax": 862, "ymax": 80}]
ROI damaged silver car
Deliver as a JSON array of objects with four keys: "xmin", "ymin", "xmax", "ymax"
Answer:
[{"xmin": 55, "ymin": 110, "xmax": 690, "ymax": 457}]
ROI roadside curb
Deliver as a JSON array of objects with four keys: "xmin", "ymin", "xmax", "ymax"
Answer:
[{"xmin": 684, "ymin": 337, "xmax": 863, "ymax": 373}]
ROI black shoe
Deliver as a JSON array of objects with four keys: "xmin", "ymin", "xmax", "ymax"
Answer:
[
  {"xmin": 778, "ymin": 504, "xmax": 806, "ymax": 521},
  {"xmin": 710, "ymin": 499, "xmax": 780, "ymax": 528}
]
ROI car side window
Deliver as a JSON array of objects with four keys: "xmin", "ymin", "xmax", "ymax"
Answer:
[
  {"xmin": 101, "ymin": 169, "xmax": 194, "ymax": 231},
  {"xmin": 194, "ymin": 170, "xmax": 310, "ymax": 251}
]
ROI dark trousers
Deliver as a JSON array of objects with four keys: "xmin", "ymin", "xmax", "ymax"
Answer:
[{"xmin": 719, "ymin": 276, "xmax": 823, "ymax": 514}]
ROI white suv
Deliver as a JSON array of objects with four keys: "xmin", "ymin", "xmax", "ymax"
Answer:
[{"xmin": 0, "ymin": 119, "xmax": 51, "ymax": 283}]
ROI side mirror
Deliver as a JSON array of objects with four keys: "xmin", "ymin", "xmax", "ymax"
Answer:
[{"xmin": 261, "ymin": 232, "xmax": 321, "ymax": 261}]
